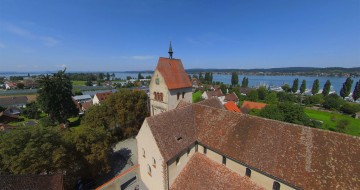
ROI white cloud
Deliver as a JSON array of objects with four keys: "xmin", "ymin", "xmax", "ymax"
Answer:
[{"xmin": 1, "ymin": 23, "xmax": 60, "ymax": 47}]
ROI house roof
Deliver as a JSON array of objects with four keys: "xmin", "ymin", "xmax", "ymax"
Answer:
[
  {"xmin": 155, "ymin": 57, "xmax": 192, "ymax": 90},
  {"xmin": 170, "ymin": 153, "xmax": 264, "ymax": 190},
  {"xmin": 206, "ymin": 89, "xmax": 224, "ymax": 98},
  {"xmin": 176, "ymin": 100, "xmax": 191, "ymax": 109},
  {"xmin": 0, "ymin": 174, "xmax": 64, "ymax": 190},
  {"xmin": 224, "ymin": 92, "xmax": 239, "ymax": 102},
  {"xmin": 95, "ymin": 91, "xmax": 113, "ymax": 102},
  {"xmin": 81, "ymin": 101, "xmax": 93, "ymax": 111},
  {"xmin": 72, "ymin": 94, "xmax": 92, "ymax": 101},
  {"xmin": 146, "ymin": 103, "xmax": 360, "ymax": 189},
  {"xmin": 241, "ymin": 101, "xmax": 267, "ymax": 113},
  {"xmin": 224, "ymin": 101, "xmax": 241, "ymax": 113},
  {"xmin": 0, "ymin": 96, "xmax": 28, "ymax": 106}
]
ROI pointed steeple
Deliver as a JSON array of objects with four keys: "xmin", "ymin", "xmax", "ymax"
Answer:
[{"xmin": 168, "ymin": 41, "xmax": 173, "ymax": 59}]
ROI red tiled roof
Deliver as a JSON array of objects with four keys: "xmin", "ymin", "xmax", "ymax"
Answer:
[
  {"xmin": 241, "ymin": 101, "xmax": 267, "ymax": 113},
  {"xmin": 224, "ymin": 101, "xmax": 241, "ymax": 113},
  {"xmin": 170, "ymin": 153, "xmax": 264, "ymax": 190},
  {"xmin": 0, "ymin": 174, "xmax": 64, "ymax": 190},
  {"xmin": 146, "ymin": 103, "xmax": 360, "ymax": 189},
  {"xmin": 95, "ymin": 91, "xmax": 113, "ymax": 102},
  {"xmin": 225, "ymin": 92, "xmax": 239, "ymax": 102},
  {"xmin": 81, "ymin": 101, "xmax": 93, "ymax": 111},
  {"xmin": 156, "ymin": 57, "xmax": 192, "ymax": 90},
  {"xmin": 176, "ymin": 100, "xmax": 191, "ymax": 109}
]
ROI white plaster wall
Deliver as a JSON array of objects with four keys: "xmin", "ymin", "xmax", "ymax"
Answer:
[
  {"xmin": 226, "ymin": 159, "xmax": 247, "ymax": 176},
  {"xmin": 168, "ymin": 87, "xmax": 192, "ymax": 110},
  {"xmin": 206, "ymin": 149, "xmax": 222, "ymax": 165},
  {"xmin": 136, "ymin": 120, "xmax": 165, "ymax": 190},
  {"xmin": 168, "ymin": 145, "xmax": 195, "ymax": 187},
  {"xmin": 201, "ymin": 92, "xmax": 208, "ymax": 100},
  {"xmin": 92, "ymin": 95, "xmax": 100, "ymax": 105},
  {"xmin": 149, "ymin": 70, "xmax": 169, "ymax": 116}
]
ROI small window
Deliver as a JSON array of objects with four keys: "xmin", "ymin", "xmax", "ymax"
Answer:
[
  {"xmin": 160, "ymin": 93, "xmax": 163, "ymax": 101},
  {"xmin": 187, "ymin": 148, "xmax": 190, "ymax": 156},
  {"xmin": 142, "ymin": 148, "xmax": 145, "ymax": 158},
  {"xmin": 176, "ymin": 157, "xmax": 180, "ymax": 166},
  {"xmin": 245, "ymin": 168, "xmax": 251, "ymax": 177},
  {"xmin": 182, "ymin": 92, "xmax": 185, "ymax": 99},
  {"xmin": 203, "ymin": 147, "xmax": 207, "ymax": 154},
  {"xmin": 195, "ymin": 142, "xmax": 198, "ymax": 152},
  {"xmin": 154, "ymin": 92, "xmax": 157, "ymax": 100},
  {"xmin": 148, "ymin": 164, "xmax": 152, "ymax": 176},
  {"xmin": 273, "ymin": 181, "xmax": 280, "ymax": 190},
  {"xmin": 222, "ymin": 156, "xmax": 226, "ymax": 165},
  {"xmin": 177, "ymin": 92, "xmax": 180, "ymax": 100},
  {"xmin": 152, "ymin": 157, "xmax": 156, "ymax": 168}
]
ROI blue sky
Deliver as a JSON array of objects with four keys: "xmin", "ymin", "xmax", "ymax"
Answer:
[{"xmin": 0, "ymin": 0, "xmax": 359, "ymax": 72}]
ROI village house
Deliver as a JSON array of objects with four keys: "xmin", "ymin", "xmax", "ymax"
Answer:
[
  {"xmin": 224, "ymin": 101, "xmax": 241, "ymax": 113},
  {"xmin": 93, "ymin": 91, "xmax": 113, "ymax": 105},
  {"xmin": 240, "ymin": 100, "xmax": 267, "ymax": 114},
  {"xmin": 201, "ymin": 89, "xmax": 225, "ymax": 103},
  {"xmin": 4, "ymin": 81, "xmax": 17, "ymax": 90},
  {"xmin": 149, "ymin": 43, "xmax": 192, "ymax": 116},
  {"xmin": 72, "ymin": 94, "xmax": 92, "ymax": 103},
  {"xmin": 0, "ymin": 96, "xmax": 28, "ymax": 108},
  {"xmin": 224, "ymin": 92, "xmax": 239, "ymax": 104}
]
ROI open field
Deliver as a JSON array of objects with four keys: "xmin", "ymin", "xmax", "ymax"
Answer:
[
  {"xmin": 71, "ymin": 80, "xmax": 87, "ymax": 86},
  {"xmin": 305, "ymin": 109, "xmax": 360, "ymax": 137},
  {"xmin": 192, "ymin": 91, "xmax": 203, "ymax": 103}
]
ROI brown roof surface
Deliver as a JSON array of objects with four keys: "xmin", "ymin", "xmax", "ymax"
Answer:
[
  {"xmin": 224, "ymin": 101, "xmax": 242, "ymax": 113},
  {"xmin": 147, "ymin": 103, "xmax": 360, "ymax": 189},
  {"xmin": 156, "ymin": 57, "xmax": 192, "ymax": 90},
  {"xmin": 170, "ymin": 153, "xmax": 264, "ymax": 190},
  {"xmin": 95, "ymin": 91, "xmax": 112, "ymax": 102},
  {"xmin": 176, "ymin": 100, "xmax": 191, "ymax": 109},
  {"xmin": 0, "ymin": 96, "xmax": 28, "ymax": 107},
  {"xmin": 196, "ymin": 97, "xmax": 225, "ymax": 110},
  {"xmin": 241, "ymin": 101, "xmax": 267, "ymax": 113},
  {"xmin": 0, "ymin": 174, "xmax": 64, "ymax": 190},
  {"xmin": 224, "ymin": 92, "xmax": 239, "ymax": 102},
  {"xmin": 206, "ymin": 89, "xmax": 224, "ymax": 98},
  {"xmin": 81, "ymin": 101, "xmax": 93, "ymax": 111}
]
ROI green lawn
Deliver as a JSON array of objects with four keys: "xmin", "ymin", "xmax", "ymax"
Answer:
[
  {"xmin": 192, "ymin": 91, "xmax": 203, "ymax": 103},
  {"xmin": 71, "ymin": 80, "xmax": 86, "ymax": 86},
  {"xmin": 305, "ymin": 109, "xmax": 360, "ymax": 136}
]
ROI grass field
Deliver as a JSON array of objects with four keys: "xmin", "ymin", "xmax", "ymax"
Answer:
[
  {"xmin": 305, "ymin": 109, "xmax": 360, "ymax": 137},
  {"xmin": 71, "ymin": 80, "xmax": 86, "ymax": 86},
  {"xmin": 192, "ymin": 91, "xmax": 203, "ymax": 103},
  {"xmin": 0, "ymin": 94, "xmax": 37, "ymax": 102}
]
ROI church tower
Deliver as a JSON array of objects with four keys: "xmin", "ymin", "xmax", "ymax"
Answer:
[{"xmin": 149, "ymin": 43, "xmax": 193, "ymax": 116}]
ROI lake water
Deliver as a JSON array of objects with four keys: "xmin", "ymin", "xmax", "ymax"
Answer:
[{"xmin": 1, "ymin": 72, "xmax": 359, "ymax": 94}]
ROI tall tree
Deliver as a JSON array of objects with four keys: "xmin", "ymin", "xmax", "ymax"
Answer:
[
  {"xmin": 137, "ymin": 73, "xmax": 144, "ymax": 80},
  {"xmin": 37, "ymin": 69, "xmax": 78, "ymax": 123},
  {"xmin": 291, "ymin": 78, "xmax": 299, "ymax": 93},
  {"xmin": 300, "ymin": 80, "xmax": 306, "ymax": 94},
  {"xmin": 231, "ymin": 72, "xmax": 238, "ymax": 86},
  {"xmin": 204, "ymin": 72, "xmax": 210, "ymax": 83},
  {"xmin": 106, "ymin": 72, "xmax": 110, "ymax": 80},
  {"xmin": 282, "ymin": 84, "xmax": 291, "ymax": 93},
  {"xmin": 241, "ymin": 77, "xmax": 248, "ymax": 88},
  {"xmin": 340, "ymin": 77, "xmax": 353, "ymax": 99},
  {"xmin": 98, "ymin": 73, "xmax": 104, "ymax": 80},
  {"xmin": 352, "ymin": 80, "xmax": 360, "ymax": 101},
  {"xmin": 210, "ymin": 72, "xmax": 213, "ymax": 83},
  {"xmin": 311, "ymin": 79, "xmax": 320, "ymax": 95},
  {"xmin": 322, "ymin": 80, "xmax": 331, "ymax": 96}
]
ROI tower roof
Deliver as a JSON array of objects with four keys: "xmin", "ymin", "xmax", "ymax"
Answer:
[{"xmin": 168, "ymin": 41, "xmax": 173, "ymax": 59}]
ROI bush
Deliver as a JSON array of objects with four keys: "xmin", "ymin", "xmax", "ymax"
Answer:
[
  {"xmin": 340, "ymin": 103, "xmax": 360, "ymax": 115},
  {"xmin": 335, "ymin": 119, "xmax": 350, "ymax": 133},
  {"xmin": 323, "ymin": 94, "xmax": 346, "ymax": 110}
]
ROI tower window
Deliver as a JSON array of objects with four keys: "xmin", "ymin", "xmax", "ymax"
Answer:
[
  {"xmin": 245, "ymin": 168, "xmax": 251, "ymax": 177},
  {"xmin": 273, "ymin": 182, "xmax": 280, "ymax": 190},
  {"xmin": 182, "ymin": 92, "xmax": 185, "ymax": 99},
  {"xmin": 152, "ymin": 157, "xmax": 156, "ymax": 168},
  {"xmin": 148, "ymin": 164, "xmax": 152, "ymax": 176},
  {"xmin": 177, "ymin": 92, "xmax": 180, "ymax": 100},
  {"xmin": 154, "ymin": 92, "xmax": 157, "ymax": 100},
  {"xmin": 222, "ymin": 156, "xmax": 226, "ymax": 165},
  {"xmin": 142, "ymin": 148, "xmax": 146, "ymax": 158}
]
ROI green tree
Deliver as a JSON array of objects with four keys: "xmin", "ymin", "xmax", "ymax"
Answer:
[
  {"xmin": 265, "ymin": 92, "xmax": 278, "ymax": 104},
  {"xmin": 300, "ymin": 80, "xmax": 306, "ymax": 94},
  {"xmin": 231, "ymin": 72, "xmax": 238, "ymax": 86},
  {"xmin": 311, "ymin": 79, "xmax": 320, "ymax": 95},
  {"xmin": 322, "ymin": 80, "xmax": 331, "ymax": 96},
  {"xmin": 281, "ymin": 84, "xmax": 291, "ymax": 93},
  {"xmin": 22, "ymin": 102, "xmax": 41, "ymax": 119},
  {"xmin": 199, "ymin": 72, "xmax": 204, "ymax": 82},
  {"xmin": 16, "ymin": 83, "xmax": 25, "ymax": 89},
  {"xmin": 37, "ymin": 69, "xmax": 78, "ymax": 123},
  {"xmin": 352, "ymin": 80, "xmax": 360, "ymax": 101},
  {"xmin": 241, "ymin": 77, "xmax": 249, "ymax": 88},
  {"xmin": 210, "ymin": 72, "xmax": 213, "ymax": 83},
  {"xmin": 259, "ymin": 105, "xmax": 284, "ymax": 121},
  {"xmin": 246, "ymin": 89, "xmax": 258, "ymax": 101},
  {"xmin": 340, "ymin": 103, "xmax": 360, "ymax": 115},
  {"xmin": 204, "ymin": 72, "xmax": 210, "ymax": 83},
  {"xmin": 85, "ymin": 80, "xmax": 93, "ymax": 86},
  {"xmin": 137, "ymin": 73, "xmax": 144, "ymax": 80},
  {"xmin": 323, "ymin": 94, "xmax": 346, "ymax": 110},
  {"xmin": 257, "ymin": 86, "xmax": 267, "ymax": 101},
  {"xmin": 220, "ymin": 83, "xmax": 227, "ymax": 95},
  {"xmin": 291, "ymin": 78, "xmax": 299, "ymax": 93},
  {"xmin": 340, "ymin": 77, "xmax": 353, "ymax": 99},
  {"xmin": 278, "ymin": 102, "xmax": 310, "ymax": 125},
  {"xmin": 335, "ymin": 119, "xmax": 349, "ymax": 133},
  {"xmin": 98, "ymin": 73, "xmax": 104, "ymax": 80},
  {"xmin": 106, "ymin": 72, "xmax": 110, "ymax": 80}
]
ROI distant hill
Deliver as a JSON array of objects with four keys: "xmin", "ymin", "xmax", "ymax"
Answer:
[{"xmin": 185, "ymin": 67, "xmax": 360, "ymax": 73}]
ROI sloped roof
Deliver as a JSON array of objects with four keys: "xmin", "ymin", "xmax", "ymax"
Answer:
[
  {"xmin": 196, "ymin": 97, "xmax": 225, "ymax": 109},
  {"xmin": 0, "ymin": 174, "xmax": 64, "ymax": 190},
  {"xmin": 95, "ymin": 91, "xmax": 112, "ymax": 102},
  {"xmin": 81, "ymin": 101, "xmax": 93, "ymax": 111},
  {"xmin": 146, "ymin": 103, "xmax": 360, "ymax": 189},
  {"xmin": 155, "ymin": 57, "xmax": 192, "ymax": 90},
  {"xmin": 170, "ymin": 153, "xmax": 264, "ymax": 190},
  {"xmin": 72, "ymin": 94, "xmax": 92, "ymax": 101},
  {"xmin": 225, "ymin": 92, "xmax": 239, "ymax": 102},
  {"xmin": 0, "ymin": 96, "xmax": 28, "ymax": 106},
  {"xmin": 241, "ymin": 101, "xmax": 267, "ymax": 113},
  {"xmin": 206, "ymin": 89, "xmax": 224, "ymax": 98},
  {"xmin": 176, "ymin": 100, "xmax": 191, "ymax": 109},
  {"xmin": 224, "ymin": 101, "xmax": 241, "ymax": 113}
]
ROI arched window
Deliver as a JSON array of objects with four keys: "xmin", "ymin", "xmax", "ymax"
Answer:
[
  {"xmin": 177, "ymin": 92, "xmax": 180, "ymax": 100},
  {"xmin": 147, "ymin": 164, "xmax": 152, "ymax": 176},
  {"xmin": 157, "ymin": 92, "xmax": 160, "ymax": 100},
  {"xmin": 160, "ymin": 93, "xmax": 163, "ymax": 101},
  {"xmin": 142, "ymin": 148, "xmax": 146, "ymax": 158},
  {"xmin": 176, "ymin": 157, "xmax": 180, "ymax": 166},
  {"xmin": 273, "ymin": 181, "xmax": 280, "ymax": 190},
  {"xmin": 182, "ymin": 92, "xmax": 185, "ymax": 99},
  {"xmin": 154, "ymin": 92, "xmax": 157, "ymax": 100},
  {"xmin": 152, "ymin": 157, "xmax": 156, "ymax": 168}
]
